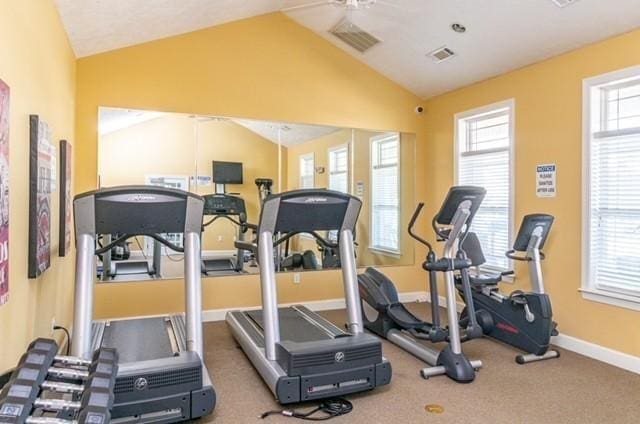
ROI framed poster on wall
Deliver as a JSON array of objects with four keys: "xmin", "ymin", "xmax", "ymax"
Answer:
[
  {"xmin": 59, "ymin": 140, "xmax": 72, "ymax": 256},
  {"xmin": 28, "ymin": 115, "xmax": 53, "ymax": 278},
  {"xmin": 0, "ymin": 79, "xmax": 9, "ymax": 305}
]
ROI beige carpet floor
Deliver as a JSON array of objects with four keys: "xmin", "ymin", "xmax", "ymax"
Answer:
[{"xmin": 200, "ymin": 303, "xmax": 640, "ymax": 423}]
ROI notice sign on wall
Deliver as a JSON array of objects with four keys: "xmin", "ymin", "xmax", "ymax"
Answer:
[{"xmin": 536, "ymin": 164, "xmax": 557, "ymax": 198}]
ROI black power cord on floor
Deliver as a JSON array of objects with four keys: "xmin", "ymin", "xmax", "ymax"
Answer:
[
  {"xmin": 53, "ymin": 325, "xmax": 71, "ymax": 355},
  {"xmin": 260, "ymin": 398, "xmax": 353, "ymax": 421}
]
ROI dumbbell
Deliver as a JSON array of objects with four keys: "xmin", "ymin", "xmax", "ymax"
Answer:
[
  {"xmin": 24, "ymin": 341, "xmax": 117, "ymax": 386},
  {"xmin": 34, "ymin": 387, "xmax": 114, "ymax": 415},
  {"xmin": 30, "ymin": 340, "xmax": 117, "ymax": 383},
  {"xmin": 2, "ymin": 347, "xmax": 117, "ymax": 401},
  {"xmin": 23, "ymin": 339, "xmax": 117, "ymax": 375},
  {"xmin": 0, "ymin": 340, "xmax": 117, "ymax": 424},
  {"xmin": 2, "ymin": 386, "xmax": 114, "ymax": 424}
]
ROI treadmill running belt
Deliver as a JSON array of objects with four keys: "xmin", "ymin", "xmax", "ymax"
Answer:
[
  {"xmin": 246, "ymin": 308, "xmax": 334, "ymax": 343},
  {"xmin": 101, "ymin": 317, "xmax": 174, "ymax": 363},
  {"xmin": 202, "ymin": 258, "xmax": 235, "ymax": 272}
]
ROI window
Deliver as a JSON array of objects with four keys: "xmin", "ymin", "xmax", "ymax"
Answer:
[
  {"xmin": 583, "ymin": 66, "xmax": 640, "ymax": 310},
  {"xmin": 456, "ymin": 100, "xmax": 514, "ymax": 271},
  {"xmin": 145, "ymin": 175, "xmax": 189, "ymax": 253},
  {"xmin": 370, "ymin": 133, "xmax": 400, "ymax": 253},
  {"xmin": 299, "ymin": 153, "xmax": 315, "ymax": 189},
  {"xmin": 328, "ymin": 145, "xmax": 349, "ymax": 193}
]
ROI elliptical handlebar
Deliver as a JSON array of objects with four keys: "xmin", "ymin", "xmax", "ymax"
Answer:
[
  {"xmin": 408, "ymin": 203, "xmax": 434, "ymax": 253},
  {"xmin": 506, "ymin": 249, "xmax": 546, "ymax": 262}
]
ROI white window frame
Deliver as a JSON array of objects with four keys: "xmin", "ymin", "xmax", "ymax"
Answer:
[
  {"xmin": 328, "ymin": 144, "xmax": 350, "ymax": 193},
  {"xmin": 581, "ymin": 65, "xmax": 640, "ymax": 311},
  {"xmin": 144, "ymin": 175, "xmax": 189, "ymax": 254},
  {"xmin": 369, "ymin": 133, "xmax": 401, "ymax": 255},
  {"xmin": 453, "ymin": 99, "xmax": 515, "ymax": 274},
  {"xmin": 299, "ymin": 152, "xmax": 315, "ymax": 189}
]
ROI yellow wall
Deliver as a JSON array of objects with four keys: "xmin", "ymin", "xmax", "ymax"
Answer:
[
  {"xmin": 99, "ymin": 114, "xmax": 195, "ymax": 187},
  {"xmin": 424, "ymin": 29, "xmax": 640, "ymax": 356},
  {"xmin": 99, "ymin": 114, "xmax": 281, "ymax": 251},
  {"xmin": 195, "ymin": 118, "xmax": 282, "ymax": 249},
  {"xmin": 0, "ymin": 1, "xmax": 76, "ymax": 370},
  {"xmin": 75, "ymin": 13, "xmax": 426, "ymax": 321}
]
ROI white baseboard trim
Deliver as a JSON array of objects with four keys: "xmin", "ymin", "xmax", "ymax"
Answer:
[
  {"xmin": 202, "ymin": 291, "xmax": 640, "ymax": 375},
  {"xmin": 202, "ymin": 291, "xmax": 429, "ymax": 323},
  {"xmin": 434, "ymin": 293, "xmax": 640, "ymax": 374},
  {"xmin": 551, "ymin": 333, "xmax": 640, "ymax": 375}
]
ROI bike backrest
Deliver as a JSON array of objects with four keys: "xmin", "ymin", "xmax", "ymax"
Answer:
[{"xmin": 460, "ymin": 232, "xmax": 486, "ymax": 267}]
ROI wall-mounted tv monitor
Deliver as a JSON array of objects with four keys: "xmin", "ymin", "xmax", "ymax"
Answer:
[{"xmin": 212, "ymin": 161, "xmax": 243, "ymax": 184}]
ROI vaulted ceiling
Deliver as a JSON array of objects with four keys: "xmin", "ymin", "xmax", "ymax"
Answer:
[{"xmin": 54, "ymin": 0, "xmax": 640, "ymax": 98}]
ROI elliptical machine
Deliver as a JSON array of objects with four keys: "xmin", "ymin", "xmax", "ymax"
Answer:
[
  {"xmin": 358, "ymin": 186, "xmax": 486, "ymax": 383},
  {"xmin": 457, "ymin": 214, "xmax": 560, "ymax": 364}
]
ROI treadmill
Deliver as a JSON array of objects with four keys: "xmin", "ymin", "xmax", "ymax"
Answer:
[
  {"xmin": 71, "ymin": 186, "xmax": 215, "ymax": 423},
  {"xmin": 100, "ymin": 234, "xmax": 162, "ymax": 280},
  {"xmin": 226, "ymin": 189, "xmax": 392, "ymax": 404},
  {"xmin": 201, "ymin": 193, "xmax": 248, "ymax": 275}
]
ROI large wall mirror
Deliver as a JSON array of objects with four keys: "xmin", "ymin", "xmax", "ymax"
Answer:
[{"xmin": 97, "ymin": 107, "xmax": 415, "ymax": 282}]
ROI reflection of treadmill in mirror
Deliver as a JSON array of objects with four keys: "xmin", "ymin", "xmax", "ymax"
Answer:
[
  {"xmin": 201, "ymin": 194, "xmax": 249, "ymax": 275},
  {"xmin": 201, "ymin": 160, "xmax": 248, "ymax": 275},
  {"xmin": 100, "ymin": 234, "xmax": 162, "ymax": 280}
]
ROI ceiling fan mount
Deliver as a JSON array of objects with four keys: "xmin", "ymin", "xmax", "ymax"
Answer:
[{"xmin": 330, "ymin": 0, "xmax": 377, "ymax": 10}]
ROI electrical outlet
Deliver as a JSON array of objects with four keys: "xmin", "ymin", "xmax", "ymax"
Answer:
[
  {"xmin": 51, "ymin": 317, "xmax": 56, "ymax": 336},
  {"xmin": 217, "ymin": 235, "xmax": 223, "ymax": 242},
  {"xmin": 293, "ymin": 273, "xmax": 301, "ymax": 284}
]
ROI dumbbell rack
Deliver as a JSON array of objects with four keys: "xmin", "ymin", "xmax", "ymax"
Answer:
[{"xmin": 0, "ymin": 338, "xmax": 118, "ymax": 424}]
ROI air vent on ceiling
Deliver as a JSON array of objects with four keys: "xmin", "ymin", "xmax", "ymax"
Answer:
[
  {"xmin": 428, "ymin": 46, "xmax": 456, "ymax": 63},
  {"xmin": 550, "ymin": 0, "xmax": 579, "ymax": 7},
  {"xmin": 330, "ymin": 18, "xmax": 381, "ymax": 53}
]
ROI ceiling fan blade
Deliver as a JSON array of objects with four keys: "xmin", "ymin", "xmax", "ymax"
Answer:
[{"xmin": 281, "ymin": 1, "xmax": 330, "ymax": 12}]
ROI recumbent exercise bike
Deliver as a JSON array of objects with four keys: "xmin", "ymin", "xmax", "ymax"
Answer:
[{"xmin": 457, "ymin": 213, "xmax": 560, "ymax": 364}]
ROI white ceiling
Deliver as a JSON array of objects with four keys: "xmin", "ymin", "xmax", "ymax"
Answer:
[
  {"xmin": 232, "ymin": 118, "xmax": 340, "ymax": 147},
  {"xmin": 98, "ymin": 107, "xmax": 165, "ymax": 135},
  {"xmin": 55, "ymin": 0, "xmax": 640, "ymax": 98},
  {"xmin": 98, "ymin": 107, "xmax": 339, "ymax": 146}
]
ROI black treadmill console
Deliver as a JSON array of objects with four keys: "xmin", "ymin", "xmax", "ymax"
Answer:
[
  {"xmin": 513, "ymin": 214, "xmax": 554, "ymax": 252},
  {"xmin": 263, "ymin": 189, "xmax": 361, "ymax": 234},
  {"xmin": 203, "ymin": 194, "xmax": 246, "ymax": 216},
  {"xmin": 78, "ymin": 185, "xmax": 202, "ymax": 235},
  {"xmin": 434, "ymin": 186, "xmax": 486, "ymax": 225}
]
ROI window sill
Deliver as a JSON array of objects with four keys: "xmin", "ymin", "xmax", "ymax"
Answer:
[
  {"xmin": 369, "ymin": 247, "xmax": 401, "ymax": 258},
  {"xmin": 580, "ymin": 287, "xmax": 640, "ymax": 312}
]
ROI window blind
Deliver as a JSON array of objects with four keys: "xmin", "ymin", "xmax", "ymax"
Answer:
[
  {"xmin": 299, "ymin": 154, "xmax": 314, "ymax": 189},
  {"xmin": 371, "ymin": 134, "xmax": 400, "ymax": 252},
  {"xmin": 588, "ymin": 78, "xmax": 640, "ymax": 297},
  {"xmin": 459, "ymin": 150, "xmax": 510, "ymax": 269},
  {"xmin": 329, "ymin": 146, "xmax": 349, "ymax": 193},
  {"xmin": 457, "ymin": 107, "xmax": 512, "ymax": 270}
]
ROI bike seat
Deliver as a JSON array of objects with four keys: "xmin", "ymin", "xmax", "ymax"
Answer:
[{"xmin": 469, "ymin": 274, "xmax": 502, "ymax": 287}]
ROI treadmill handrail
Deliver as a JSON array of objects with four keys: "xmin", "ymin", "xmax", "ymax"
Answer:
[
  {"xmin": 72, "ymin": 186, "xmax": 205, "ymax": 361},
  {"xmin": 274, "ymin": 230, "xmax": 339, "ymax": 249}
]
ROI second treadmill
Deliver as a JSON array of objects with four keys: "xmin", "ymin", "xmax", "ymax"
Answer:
[{"xmin": 226, "ymin": 189, "xmax": 392, "ymax": 404}]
